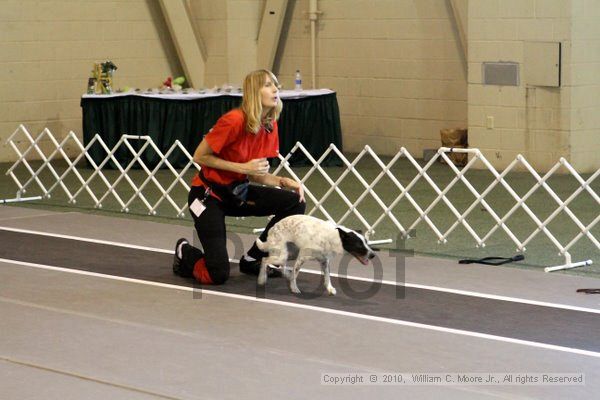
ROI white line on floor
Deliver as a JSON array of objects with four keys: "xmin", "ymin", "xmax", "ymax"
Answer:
[
  {"xmin": 0, "ymin": 211, "xmax": 79, "ymax": 222},
  {"xmin": 0, "ymin": 225, "xmax": 173, "ymax": 254},
  {"xmin": 1, "ymin": 225, "xmax": 598, "ymax": 315},
  {"xmin": 1, "ymin": 257, "xmax": 599, "ymax": 359},
  {"xmin": 298, "ymin": 269, "xmax": 600, "ymax": 315}
]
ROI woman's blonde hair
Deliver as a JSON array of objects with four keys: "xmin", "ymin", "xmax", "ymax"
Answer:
[{"xmin": 241, "ymin": 69, "xmax": 283, "ymax": 134}]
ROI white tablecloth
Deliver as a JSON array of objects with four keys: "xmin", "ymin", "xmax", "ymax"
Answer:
[{"xmin": 82, "ymin": 88, "xmax": 335, "ymax": 100}]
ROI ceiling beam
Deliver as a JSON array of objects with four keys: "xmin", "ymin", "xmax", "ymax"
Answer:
[
  {"xmin": 449, "ymin": 0, "xmax": 468, "ymax": 62},
  {"xmin": 158, "ymin": 0, "xmax": 206, "ymax": 88},
  {"xmin": 257, "ymin": 0, "xmax": 289, "ymax": 71}
]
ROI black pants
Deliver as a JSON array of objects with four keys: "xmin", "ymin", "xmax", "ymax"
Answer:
[{"xmin": 182, "ymin": 184, "xmax": 305, "ymax": 284}]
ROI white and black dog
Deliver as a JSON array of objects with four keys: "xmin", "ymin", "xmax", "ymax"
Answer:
[{"xmin": 256, "ymin": 215, "xmax": 377, "ymax": 295}]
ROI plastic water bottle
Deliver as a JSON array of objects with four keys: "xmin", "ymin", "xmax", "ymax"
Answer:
[{"xmin": 294, "ymin": 70, "xmax": 302, "ymax": 91}]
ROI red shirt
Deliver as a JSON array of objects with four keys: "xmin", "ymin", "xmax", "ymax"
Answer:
[{"xmin": 191, "ymin": 108, "xmax": 279, "ymax": 187}]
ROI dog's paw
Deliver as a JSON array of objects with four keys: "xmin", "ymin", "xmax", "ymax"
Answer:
[
  {"xmin": 289, "ymin": 282, "xmax": 301, "ymax": 294},
  {"xmin": 326, "ymin": 286, "xmax": 337, "ymax": 296}
]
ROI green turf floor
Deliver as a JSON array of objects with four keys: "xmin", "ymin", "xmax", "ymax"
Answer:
[{"xmin": 2, "ymin": 156, "xmax": 599, "ymax": 278}]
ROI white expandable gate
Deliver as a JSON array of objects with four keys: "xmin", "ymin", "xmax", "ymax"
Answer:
[{"xmin": 5, "ymin": 125, "xmax": 599, "ymax": 273}]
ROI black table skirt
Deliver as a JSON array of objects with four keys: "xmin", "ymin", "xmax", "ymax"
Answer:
[{"xmin": 80, "ymin": 93, "xmax": 343, "ymax": 168}]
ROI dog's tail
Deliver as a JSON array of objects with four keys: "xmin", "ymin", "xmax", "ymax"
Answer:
[{"xmin": 255, "ymin": 237, "xmax": 268, "ymax": 251}]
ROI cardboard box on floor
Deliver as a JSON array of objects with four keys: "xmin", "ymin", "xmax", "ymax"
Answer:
[{"xmin": 440, "ymin": 128, "xmax": 468, "ymax": 167}]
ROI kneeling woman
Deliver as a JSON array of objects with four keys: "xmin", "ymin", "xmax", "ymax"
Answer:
[{"xmin": 173, "ymin": 70, "xmax": 306, "ymax": 284}]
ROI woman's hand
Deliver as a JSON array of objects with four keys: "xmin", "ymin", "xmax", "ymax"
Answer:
[
  {"xmin": 279, "ymin": 177, "xmax": 305, "ymax": 203},
  {"xmin": 242, "ymin": 158, "xmax": 270, "ymax": 176}
]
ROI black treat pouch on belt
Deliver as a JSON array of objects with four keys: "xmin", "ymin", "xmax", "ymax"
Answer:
[{"xmin": 199, "ymin": 169, "xmax": 249, "ymax": 207}]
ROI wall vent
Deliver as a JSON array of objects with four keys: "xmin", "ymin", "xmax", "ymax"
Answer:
[{"xmin": 482, "ymin": 62, "xmax": 520, "ymax": 86}]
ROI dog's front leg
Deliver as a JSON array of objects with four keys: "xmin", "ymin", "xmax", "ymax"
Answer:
[{"xmin": 321, "ymin": 259, "xmax": 336, "ymax": 296}]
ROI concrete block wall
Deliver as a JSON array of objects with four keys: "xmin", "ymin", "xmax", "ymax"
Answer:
[
  {"xmin": 188, "ymin": 0, "xmax": 229, "ymax": 87},
  {"xmin": 226, "ymin": 0, "xmax": 262, "ymax": 85},
  {"xmin": 468, "ymin": 0, "xmax": 570, "ymax": 171},
  {"xmin": 275, "ymin": 0, "xmax": 468, "ymax": 156},
  {"xmin": 0, "ymin": 0, "xmax": 180, "ymax": 161},
  {"xmin": 468, "ymin": 0, "xmax": 600, "ymax": 172},
  {"xmin": 188, "ymin": 0, "xmax": 262, "ymax": 88},
  {"xmin": 569, "ymin": 0, "xmax": 600, "ymax": 171}
]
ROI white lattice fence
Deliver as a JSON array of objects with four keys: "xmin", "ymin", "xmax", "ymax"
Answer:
[
  {"xmin": 272, "ymin": 142, "xmax": 598, "ymax": 272},
  {"xmin": 5, "ymin": 125, "xmax": 198, "ymax": 217},
  {"xmin": 5, "ymin": 125, "xmax": 599, "ymax": 272}
]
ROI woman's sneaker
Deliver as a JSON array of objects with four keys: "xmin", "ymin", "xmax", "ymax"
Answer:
[
  {"xmin": 173, "ymin": 238, "xmax": 194, "ymax": 278},
  {"xmin": 239, "ymin": 256, "xmax": 282, "ymax": 278}
]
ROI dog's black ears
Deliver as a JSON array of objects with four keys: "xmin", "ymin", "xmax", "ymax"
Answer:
[
  {"xmin": 337, "ymin": 227, "xmax": 362, "ymax": 235},
  {"xmin": 338, "ymin": 227, "xmax": 363, "ymax": 235}
]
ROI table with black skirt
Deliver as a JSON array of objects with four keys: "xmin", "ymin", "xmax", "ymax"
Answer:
[{"xmin": 80, "ymin": 89, "xmax": 343, "ymax": 168}]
